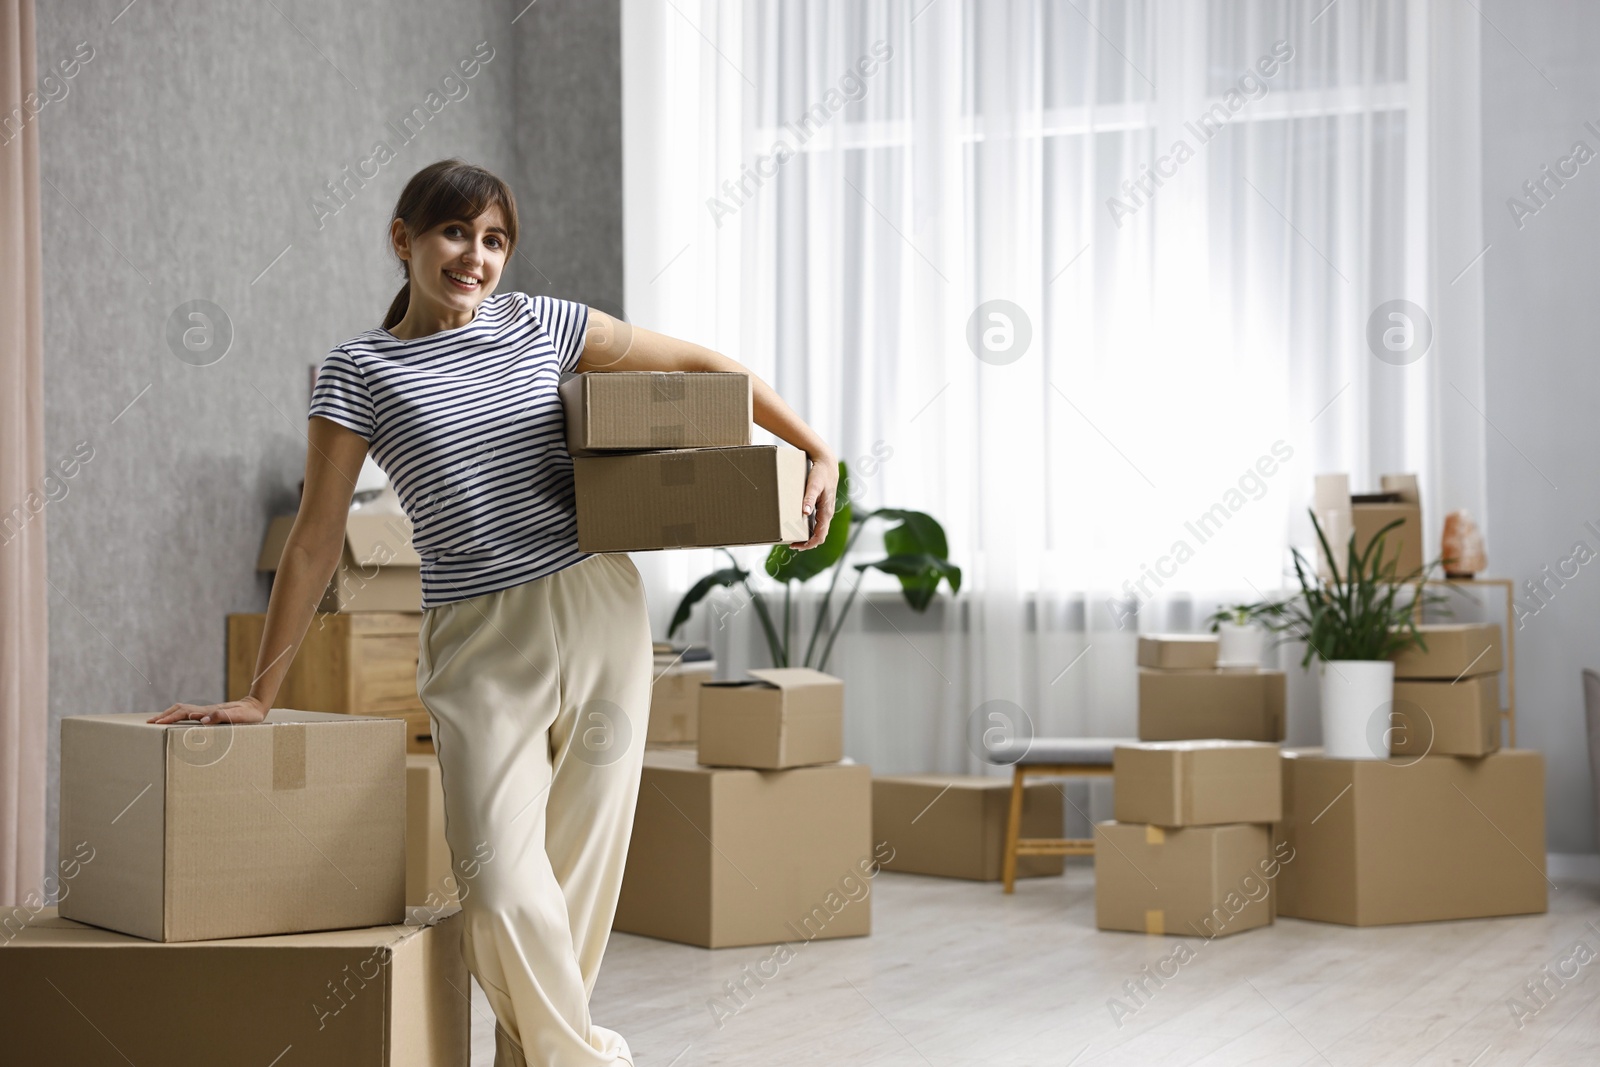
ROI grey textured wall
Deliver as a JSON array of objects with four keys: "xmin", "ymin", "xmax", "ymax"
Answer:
[
  {"xmin": 1480, "ymin": 2, "xmax": 1600, "ymax": 855},
  {"xmin": 35, "ymin": 0, "xmax": 620, "ymax": 887}
]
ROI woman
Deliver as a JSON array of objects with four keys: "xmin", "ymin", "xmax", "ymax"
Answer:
[{"xmin": 149, "ymin": 158, "xmax": 838, "ymax": 1066}]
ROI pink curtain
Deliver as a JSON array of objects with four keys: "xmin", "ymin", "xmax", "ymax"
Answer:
[{"xmin": 0, "ymin": 0, "xmax": 47, "ymax": 910}]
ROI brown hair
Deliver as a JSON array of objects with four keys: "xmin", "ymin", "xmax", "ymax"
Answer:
[{"xmin": 382, "ymin": 159, "xmax": 519, "ymax": 330}]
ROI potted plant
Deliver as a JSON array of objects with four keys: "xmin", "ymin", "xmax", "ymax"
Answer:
[
  {"xmin": 667, "ymin": 461, "xmax": 961, "ymax": 671},
  {"xmin": 1205, "ymin": 601, "xmax": 1287, "ymax": 670},
  {"xmin": 1234, "ymin": 509, "xmax": 1442, "ymax": 759}
]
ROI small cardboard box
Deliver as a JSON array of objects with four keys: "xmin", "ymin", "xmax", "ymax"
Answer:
[
  {"xmin": 1390, "ymin": 675, "xmax": 1502, "ymax": 757},
  {"xmin": 257, "ymin": 513, "xmax": 421, "ymax": 612},
  {"xmin": 1137, "ymin": 635, "xmax": 1220, "ymax": 671},
  {"xmin": 698, "ymin": 668, "xmax": 844, "ymax": 769},
  {"xmin": 560, "ymin": 371, "xmax": 752, "ymax": 453},
  {"xmin": 1094, "ymin": 822, "xmax": 1275, "ymax": 938},
  {"xmin": 872, "ymin": 775, "xmax": 1065, "ymax": 881},
  {"xmin": 572, "ymin": 445, "xmax": 810, "ymax": 552},
  {"xmin": 58, "ymin": 710, "xmax": 406, "ymax": 942},
  {"xmin": 1389, "ymin": 622, "xmax": 1504, "ymax": 680},
  {"xmin": 1276, "ymin": 749, "xmax": 1546, "ymax": 926},
  {"xmin": 1137, "ymin": 669, "xmax": 1287, "ymax": 742},
  {"xmin": 614, "ymin": 747, "xmax": 873, "ymax": 948},
  {"xmin": 227, "ymin": 611, "xmax": 426, "ymax": 718},
  {"xmin": 0, "ymin": 905, "xmax": 467, "ymax": 1065},
  {"xmin": 1114, "ymin": 741, "xmax": 1282, "ymax": 827},
  {"xmin": 406, "ymin": 754, "xmax": 457, "ymax": 908},
  {"xmin": 649, "ymin": 655, "xmax": 714, "ymax": 744},
  {"xmin": 1313, "ymin": 473, "xmax": 1423, "ymax": 580}
]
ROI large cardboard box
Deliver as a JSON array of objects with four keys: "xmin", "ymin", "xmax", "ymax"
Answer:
[
  {"xmin": 1314, "ymin": 472, "xmax": 1423, "ymax": 580},
  {"xmin": 872, "ymin": 775, "xmax": 1065, "ymax": 881},
  {"xmin": 58, "ymin": 710, "xmax": 406, "ymax": 942},
  {"xmin": 649, "ymin": 653, "xmax": 714, "ymax": 744},
  {"xmin": 1137, "ymin": 669, "xmax": 1286, "ymax": 742},
  {"xmin": 1390, "ymin": 675, "xmax": 1502, "ymax": 757},
  {"xmin": 572, "ymin": 445, "xmax": 810, "ymax": 552},
  {"xmin": 615, "ymin": 747, "xmax": 873, "ymax": 948},
  {"xmin": 227, "ymin": 611, "xmax": 427, "ymax": 720},
  {"xmin": 257, "ymin": 512, "xmax": 421, "ymax": 612},
  {"xmin": 0, "ymin": 905, "xmax": 467, "ymax": 1066},
  {"xmin": 1389, "ymin": 622, "xmax": 1504, "ymax": 680},
  {"xmin": 1113, "ymin": 741, "xmax": 1282, "ymax": 827},
  {"xmin": 698, "ymin": 668, "xmax": 844, "ymax": 769},
  {"xmin": 406, "ymin": 754, "xmax": 457, "ymax": 908},
  {"xmin": 560, "ymin": 370, "xmax": 752, "ymax": 452},
  {"xmin": 1137, "ymin": 634, "xmax": 1220, "ymax": 670},
  {"xmin": 1276, "ymin": 749, "xmax": 1547, "ymax": 925},
  {"xmin": 1094, "ymin": 822, "xmax": 1276, "ymax": 938}
]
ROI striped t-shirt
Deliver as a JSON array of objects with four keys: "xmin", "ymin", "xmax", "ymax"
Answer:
[{"xmin": 308, "ymin": 291, "xmax": 592, "ymax": 610}]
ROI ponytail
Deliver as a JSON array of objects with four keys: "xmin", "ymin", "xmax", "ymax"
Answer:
[{"xmin": 382, "ymin": 274, "xmax": 410, "ymax": 331}]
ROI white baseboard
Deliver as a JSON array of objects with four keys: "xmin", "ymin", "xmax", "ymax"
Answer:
[{"xmin": 1548, "ymin": 853, "xmax": 1600, "ymax": 879}]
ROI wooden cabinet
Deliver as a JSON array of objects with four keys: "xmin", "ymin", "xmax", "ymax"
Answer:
[{"xmin": 226, "ymin": 612, "xmax": 434, "ymax": 753}]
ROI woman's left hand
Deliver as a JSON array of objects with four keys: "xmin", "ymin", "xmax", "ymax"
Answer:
[{"xmin": 790, "ymin": 452, "xmax": 839, "ymax": 550}]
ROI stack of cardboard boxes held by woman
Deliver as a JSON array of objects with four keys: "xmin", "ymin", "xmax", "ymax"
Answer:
[
  {"xmin": 3, "ymin": 711, "xmax": 468, "ymax": 1064},
  {"xmin": 563, "ymin": 371, "xmax": 874, "ymax": 951}
]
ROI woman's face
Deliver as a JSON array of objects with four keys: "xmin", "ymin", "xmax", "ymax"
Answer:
[{"xmin": 394, "ymin": 204, "xmax": 510, "ymax": 314}]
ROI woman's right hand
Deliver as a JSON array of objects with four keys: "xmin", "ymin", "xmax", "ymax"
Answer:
[{"xmin": 147, "ymin": 695, "xmax": 270, "ymax": 726}]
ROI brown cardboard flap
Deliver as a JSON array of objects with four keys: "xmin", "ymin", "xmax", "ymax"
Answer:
[
  {"xmin": 344, "ymin": 512, "xmax": 421, "ymax": 567},
  {"xmin": 745, "ymin": 667, "xmax": 842, "ymax": 690},
  {"xmin": 257, "ymin": 513, "xmax": 421, "ymax": 571}
]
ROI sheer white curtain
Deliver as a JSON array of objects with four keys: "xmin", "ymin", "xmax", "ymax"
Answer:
[{"xmin": 620, "ymin": 0, "xmax": 1484, "ymax": 797}]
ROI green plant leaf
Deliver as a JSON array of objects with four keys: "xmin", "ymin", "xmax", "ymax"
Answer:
[
  {"xmin": 855, "ymin": 553, "xmax": 962, "ymax": 612},
  {"xmin": 666, "ymin": 566, "xmax": 747, "ymax": 638}
]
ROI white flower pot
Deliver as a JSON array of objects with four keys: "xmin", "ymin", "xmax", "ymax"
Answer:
[
  {"xmin": 1216, "ymin": 622, "xmax": 1265, "ymax": 670},
  {"xmin": 1319, "ymin": 660, "xmax": 1395, "ymax": 760}
]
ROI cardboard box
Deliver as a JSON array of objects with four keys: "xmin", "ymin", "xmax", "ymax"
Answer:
[
  {"xmin": 58, "ymin": 709, "xmax": 406, "ymax": 942},
  {"xmin": 1137, "ymin": 635, "xmax": 1220, "ymax": 670},
  {"xmin": 1137, "ymin": 669, "xmax": 1286, "ymax": 742},
  {"xmin": 698, "ymin": 668, "xmax": 844, "ymax": 769},
  {"xmin": 872, "ymin": 775, "xmax": 1065, "ymax": 881},
  {"xmin": 560, "ymin": 371, "xmax": 752, "ymax": 452},
  {"xmin": 649, "ymin": 655, "xmax": 714, "ymax": 744},
  {"xmin": 358, "ymin": 708, "xmax": 436, "ymax": 755},
  {"xmin": 257, "ymin": 512, "xmax": 421, "ymax": 612},
  {"xmin": 1313, "ymin": 473, "xmax": 1423, "ymax": 580},
  {"xmin": 614, "ymin": 747, "xmax": 873, "ymax": 948},
  {"xmin": 406, "ymin": 754, "xmax": 457, "ymax": 908},
  {"xmin": 1390, "ymin": 675, "xmax": 1502, "ymax": 757},
  {"xmin": 1389, "ymin": 622, "xmax": 1504, "ymax": 680},
  {"xmin": 572, "ymin": 445, "xmax": 810, "ymax": 552},
  {"xmin": 227, "ymin": 611, "xmax": 426, "ymax": 718},
  {"xmin": 1276, "ymin": 749, "xmax": 1547, "ymax": 926},
  {"xmin": 0, "ymin": 905, "xmax": 467, "ymax": 1065},
  {"xmin": 1094, "ymin": 822, "xmax": 1275, "ymax": 938},
  {"xmin": 1113, "ymin": 741, "xmax": 1282, "ymax": 827}
]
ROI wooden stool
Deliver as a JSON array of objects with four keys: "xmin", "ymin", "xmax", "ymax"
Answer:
[{"xmin": 990, "ymin": 738, "xmax": 1132, "ymax": 894}]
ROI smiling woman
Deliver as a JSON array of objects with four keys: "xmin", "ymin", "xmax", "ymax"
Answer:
[{"xmin": 150, "ymin": 156, "xmax": 838, "ymax": 1067}]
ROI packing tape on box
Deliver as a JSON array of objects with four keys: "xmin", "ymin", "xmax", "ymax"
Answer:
[
  {"xmin": 651, "ymin": 373, "xmax": 686, "ymax": 401},
  {"xmin": 273, "ymin": 724, "xmax": 307, "ymax": 791},
  {"xmin": 660, "ymin": 523, "xmax": 697, "ymax": 546},
  {"xmin": 659, "ymin": 454, "xmax": 697, "ymax": 487},
  {"xmin": 1144, "ymin": 909, "xmax": 1166, "ymax": 935},
  {"xmin": 651, "ymin": 425, "xmax": 688, "ymax": 447},
  {"xmin": 1145, "ymin": 826, "xmax": 1165, "ymax": 845}
]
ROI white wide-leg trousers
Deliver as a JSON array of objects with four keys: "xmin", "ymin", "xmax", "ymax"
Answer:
[{"xmin": 416, "ymin": 552, "xmax": 651, "ymax": 1067}]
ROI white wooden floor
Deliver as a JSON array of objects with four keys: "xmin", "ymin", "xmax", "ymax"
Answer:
[{"xmin": 468, "ymin": 860, "xmax": 1600, "ymax": 1066}]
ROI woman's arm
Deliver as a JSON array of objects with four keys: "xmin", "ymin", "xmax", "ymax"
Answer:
[
  {"xmin": 576, "ymin": 310, "xmax": 839, "ymax": 551},
  {"xmin": 148, "ymin": 417, "xmax": 367, "ymax": 724}
]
